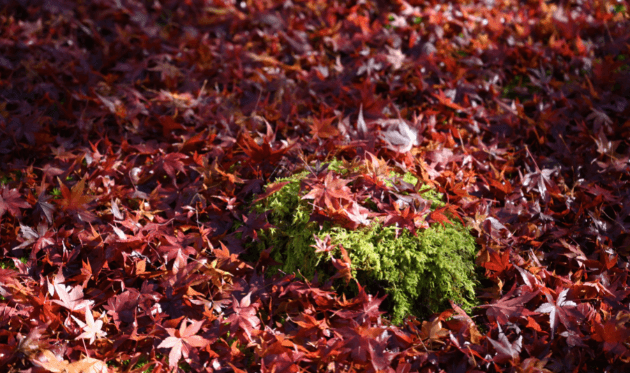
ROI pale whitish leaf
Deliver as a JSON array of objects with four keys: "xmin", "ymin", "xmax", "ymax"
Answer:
[
  {"xmin": 20, "ymin": 223, "xmax": 39, "ymax": 241},
  {"xmin": 556, "ymin": 288, "xmax": 577, "ymax": 308},
  {"xmin": 386, "ymin": 46, "xmax": 406, "ymax": 70},
  {"xmin": 71, "ymin": 306, "xmax": 107, "ymax": 344},
  {"xmin": 51, "ymin": 276, "xmax": 92, "ymax": 312},
  {"xmin": 12, "ymin": 223, "xmax": 39, "ymax": 251},
  {"xmin": 387, "ymin": 14, "xmax": 407, "ymax": 28},
  {"xmin": 95, "ymin": 93, "xmax": 117, "ymax": 114},
  {"xmin": 535, "ymin": 303, "xmax": 556, "ymax": 331},
  {"xmin": 357, "ymin": 104, "xmax": 367, "ymax": 136},
  {"xmin": 357, "ymin": 58, "xmax": 382, "ymax": 76},
  {"xmin": 346, "ymin": 201, "xmax": 370, "ymax": 226},
  {"xmin": 47, "ymin": 277, "xmax": 55, "ymax": 297},
  {"xmin": 379, "ymin": 119, "xmax": 419, "ymax": 153},
  {"xmin": 110, "ymin": 199, "xmax": 124, "ymax": 220},
  {"xmin": 311, "ymin": 234, "xmax": 335, "ymax": 254},
  {"xmin": 158, "ymin": 336, "xmax": 183, "ymax": 368},
  {"xmin": 110, "ymin": 224, "xmax": 127, "ymax": 240}
]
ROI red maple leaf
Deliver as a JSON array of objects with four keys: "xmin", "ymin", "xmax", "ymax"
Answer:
[
  {"xmin": 332, "ymin": 283, "xmax": 385, "ymax": 324},
  {"xmin": 33, "ymin": 181, "xmax": 55, "ymax": 224},
  {"xmin": 158, "ymin": 319, "xmax": 209, "ymax": 368},
  {"xmin": 336, "ymin": 325, "xmax": 389, "ymax": 365},
  {"xmin": 426, "ymin": 206, "xmax": 453, "ymax": 227},
  {"xmin": 252, "ymin": 180, "xmax": 290, "ymax": 205},
  {"xmin": 236, "ymin": 212, "xmax": 272, "ymax": 242},
  {"xmin": 309, "ymin": 115, "xmax": 339, "ymax": 139},
  {"xmin": 302, "ymin": 171, "xmax": 353, "ymax": 210},
  {"xmin": 432, "ymin": 89, "xmax": 466, "ymax": 112},
  {"xmin": 103, "ymin": 290, "xmax": 141, "ymax": 328},
  {"xmin": 591, "ymin": 312, "xmax": 630, "ymax": 355},
  {"xmin": 0, "ymin": 186, "xmax": 30, "ymax": 219},
  {"xmin": 311, "ymin": 234, "xmax": 336, "ymax": 254},
  {"xmin": 329, "ymin": 245, "xmax": 353, "ymax": 285},
  {"xmin": 224, "ymin": 292, "xmax": 260, "ymax": 341},
  {"xmin": 535, "ymin": 288, "xmax": 582, "ymax": 338},
  {"xmin": 383, "ymin": 202, "xmax": 430, "ymax": 234},
  {"xmin": 488, "ymin": 325, "xmax": 522, "ymax": 364},
  {"xmin": 58, "ymin": 176, "xmax": 96, "ymax": 222},
  {"xmin": 238, "ymin": 128, "xmax": 291, "ymax": 165},
  {"xmin": 478, "ymin": 248, "xmax": 513, "ymax": 275},
  {"xmin": 478, "ymin": 284, "xmax": 539, "ymax": 324},
  {"xmin": 155, "ymin": 152, "xmax": 188, "ymax": 179}
]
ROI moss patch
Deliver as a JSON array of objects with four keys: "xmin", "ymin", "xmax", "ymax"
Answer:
[{"xmin": 250, "ymin": 161, "xmax": 478, "ymax": 323}]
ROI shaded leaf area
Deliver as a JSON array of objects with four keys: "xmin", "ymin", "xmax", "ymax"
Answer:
[{"xmin": 0, "ymin": 0, "xmax": 629, "ymax": 372}]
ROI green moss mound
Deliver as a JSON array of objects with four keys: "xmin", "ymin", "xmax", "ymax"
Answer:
[{"xmin": 251, "ymin": 162, "xmax": 478, "ymax": 324}]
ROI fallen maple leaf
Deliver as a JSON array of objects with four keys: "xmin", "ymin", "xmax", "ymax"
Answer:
[
  {"xmin": 58, "ymin": 176, "xmax": 96, "ymax": 222},
  {"xmin": 344, "ymin": 201, "xmax": 371, "ymax": 227},
  {"xmin": 0, "ymin": 186, "xmax": 30, "ymax": 219},
  {"xmin": 71, "ymin": 306, "xmax": 107, "ymax": 344},
  {"xmin": 155, "ymin": 152, "xmax": 188, "ymax": 179},
  {"xmin": 224, "ymin": 292, "xmax": 260, "ymax": 341},
  {"xmin": 478, "ymin": 247, "xmax": 513, "ymax": 275},
  {"xmin": 426, "ymin": 207, "xmax": 453, "ymax": 227},
  {"xmin": 302, "ymin": 171, "xmax": 353, "ymax": 210},
  {"xmin": 33, "ymin": 180, "xmax": 55, "ymax": 223},
  {"xmin": 157, "ymin": 319, "xmax": 209, "ymax": 368},
  {"xmin": 432, "ymin": 89, "xmax": 466, "ymax": 112},
  {"xmin": 32, "ymin": 350, "xmax": 108, "ymax": 373},
  {"xmin": 488, "ymin": 324, "xmax": 522, "ymax": 364},
  {"xmin": 419, "ymin": 318, "xmax": 449, "ymax": 347},
  {"xmin": 50, "ymin": 274, "xmax": 93, "ymax": 312},
  {"xmin": 379, "ymin": 118, "xmax": 419, "ymax": 153},
  {"xmin": 591, "ymin": 312, "xmax": 630, "ymax": 355},
  {"xmin": 329, "ymin": 245, "xmax": 353, "ymax": 285},
  {"xmin": 333, "ymin": 283, "xmax": 385, "ymax": 324},
  {"xmin": 309, "ymin": 115, "xmax": 339, "ymax": 139},
  {"xmin": 535, "ymin": 288, "xmax": 581, "ymax": 338},
  {"xmin": 311, "ymin": 234, "xmax": 336, "ymax": 254},
  {"xmin": 479, "ymin": 284, "xmax": 539, "ymax": 324}
]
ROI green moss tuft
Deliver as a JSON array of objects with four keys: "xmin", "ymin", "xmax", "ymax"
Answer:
[{"xmin": 251, "ymin": 163, "xmax": 478, "ymax": 324}]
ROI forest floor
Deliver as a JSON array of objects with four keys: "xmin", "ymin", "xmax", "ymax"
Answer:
[{"xmin": 1, "ymin": 1, "xmax": 630, "ymax": 372}]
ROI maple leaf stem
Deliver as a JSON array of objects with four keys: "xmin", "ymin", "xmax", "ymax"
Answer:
[{"xmin": 524, "ymin": 145, "xmax": 540, "ymax": 171}]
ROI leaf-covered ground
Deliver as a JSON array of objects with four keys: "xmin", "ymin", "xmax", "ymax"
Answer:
[{"xmin": 1, "ymin": 0, "xmax": 630, "ymax": 372}]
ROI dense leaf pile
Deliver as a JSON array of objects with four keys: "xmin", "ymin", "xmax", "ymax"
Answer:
[{"xmin": 1, "ymin": 0, "xmax": 629, "ymax": 372}]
